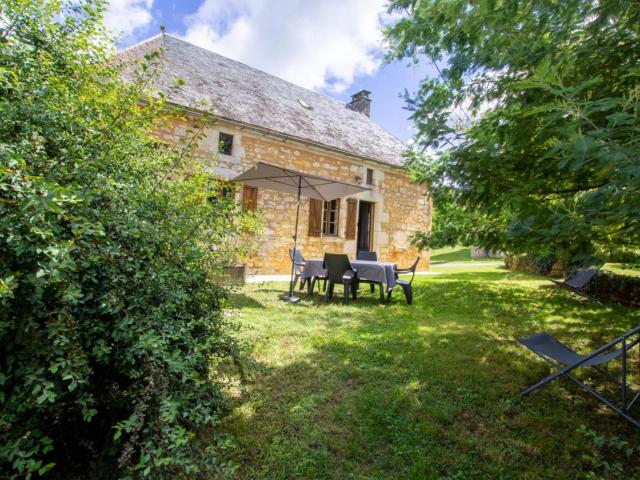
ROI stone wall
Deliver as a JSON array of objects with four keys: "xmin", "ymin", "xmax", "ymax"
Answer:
[{"xmin": 152, "ymin": 116, "xmax": 431, "ymax": 274}]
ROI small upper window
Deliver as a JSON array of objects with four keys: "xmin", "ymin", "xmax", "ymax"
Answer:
[
  {"xmin": 219, "ymin": 132, "xmax": 234, "ymax": 155},
  {"xmin": 366, "ymin": 168, "xmax": 374, "ymax": 185}
]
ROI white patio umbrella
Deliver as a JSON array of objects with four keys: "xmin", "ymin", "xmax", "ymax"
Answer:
[{"xmin": 233, "ymin": 162, "xmax": 370, "ymax": 302}]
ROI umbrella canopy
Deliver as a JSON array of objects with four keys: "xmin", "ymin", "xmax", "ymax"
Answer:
[
  {"xmin": 232, "ymin": 162, "xmax": 369, "ymax": 201},
  {"xmin": 232, "ymin": 162, "xmax": 370, "ymax": 303}
]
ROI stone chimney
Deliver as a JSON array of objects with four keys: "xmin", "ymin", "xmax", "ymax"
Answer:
[{"xmin": 347, "ymin": 90, "xmax": 371, "ymax": 117}]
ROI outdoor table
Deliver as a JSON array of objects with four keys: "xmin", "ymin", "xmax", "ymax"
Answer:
[{"xmin": 302, "ymin": 258, "xmax": 397, "ymax": 290}]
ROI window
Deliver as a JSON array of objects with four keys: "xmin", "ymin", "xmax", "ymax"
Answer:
[
  {"xmin": 322, "ymin": 199, "xmax": 340, "ymax": 236},
  {"xmin": 218, "ymin": 132, "xmax": 234, "ymax": 155},
  {"xmin": 208, "ymin": 181, "xmax": 235, "ymax": 204},
  {"xmin": 366, "ymin": 168, "xmax": 374, "ymax": 185}
]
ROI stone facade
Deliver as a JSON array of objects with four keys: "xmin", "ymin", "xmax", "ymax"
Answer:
[{"xmin": 152, "ymin": 115, "xmax": 431, "ymax": 274}]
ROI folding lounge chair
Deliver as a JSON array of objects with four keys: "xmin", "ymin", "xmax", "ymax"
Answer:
[
  {"xmin": 550, "ymin": 265, "xmax": 602, "ymax": 301},
  {"xmin": 519, "ymin": 326, "xmax": 640, "ymax": 428}
]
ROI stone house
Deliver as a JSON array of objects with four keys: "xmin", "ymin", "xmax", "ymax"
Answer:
[{"xmin": 119, "ymin": 34, "xmax": 431, "ymax": 274}]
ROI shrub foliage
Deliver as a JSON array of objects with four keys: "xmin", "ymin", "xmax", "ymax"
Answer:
[{"xmin": 0, "ymin": 1, "xmax": 249, "ymax": 477}]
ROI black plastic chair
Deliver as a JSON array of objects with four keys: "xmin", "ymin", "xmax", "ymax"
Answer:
[
  {"xmin": 387, "ymin": 257, "xmax": 420, "ymax": 305},
  {"xmin": 356, "ymin": 251, "xmax": 382, "ymax": 297},
  {"xmin": 519, "ymin": 326, "xmax": 640, "ymax": 429},
  {"xmin": 323, "ymin": 253, "xmax": 358, "ymax": 305},
  {"xmin": 289, "ymin": 248, "xmax": 307, "ymax": 291},
  {"xmin": 307, "ymin": 260, "xmax": 329, "ymax": 296},
  {"xmin": 357, "ymin": 251, "xmax": 377, "ymax": 261}
]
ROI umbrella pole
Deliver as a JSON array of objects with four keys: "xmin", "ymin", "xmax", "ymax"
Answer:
[{"xmin": 281, "ymin": 176, "xmax": 302, "ymax": 303}]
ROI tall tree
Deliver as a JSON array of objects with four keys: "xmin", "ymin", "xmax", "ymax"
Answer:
[{"xmin": 387, "ymin": 0, "xmax": 640, "ymax": 262}]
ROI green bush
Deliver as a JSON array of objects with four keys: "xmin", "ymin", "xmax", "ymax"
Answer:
[
  {"xmin": 503, "ymin": 253, "xmax": 559, "ymax": 275},
  {"xmin": 0, "ymin": 1, "xmax": 250, "ymax": 477},
  {"xmin": 606, "ymin": 248, "xmax": 640, "ymax": 264},
  {"xmin": 584, "ymin": 272, "xmax": 640, "ymax": 307}
]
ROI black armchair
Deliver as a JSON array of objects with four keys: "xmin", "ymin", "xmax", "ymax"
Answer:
[
  {"xmin": 323, "ymin": 253, "xmax": 358, "ymax": 305},
  {"xmin": 388, "ymin": 257, "xmax": 420, "ymax": 305},
  {"xmin": 356, "ymin": 251, "xmax": 377, "ymax": 261}
]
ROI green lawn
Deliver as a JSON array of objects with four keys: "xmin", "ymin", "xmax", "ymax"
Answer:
[
  {"xmin": 223, "ymin": 265, "xmax": 640, "ymax": 479},
  {"xmin": 604, "ymin": 262, "xmax": 640, "ymax": 278},
  {"xmin": 430, "ymin": 245, "xmax": 502, "ymax": 264}
]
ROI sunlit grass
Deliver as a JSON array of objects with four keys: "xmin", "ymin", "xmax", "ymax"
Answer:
[
  {"xmin": 604, "ymin": 262, "xmax": 640, "ymax": 277},
  {"xmin": 430, "ymin": 245, "xmax": 502, "ymax": 264},
  {"xmin": 223, "ymin": 265, "xmax": 640, "ymax": 479}
]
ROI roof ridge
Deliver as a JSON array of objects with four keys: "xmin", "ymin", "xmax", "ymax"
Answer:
[
  {"xmin": 158, "ymin": 33, "xmax": 377, "ymax": 118},
  {"xmin": 116, "ymin": 32, "xmax": 165, "ymax": 55}
]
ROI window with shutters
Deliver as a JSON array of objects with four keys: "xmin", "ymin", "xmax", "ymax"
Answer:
[
  {"xmin": 322, "ymin": 199, "xmax": 340, "ymax": 236},
  {"xmin": 208, "ymin": 181, "xmax": 235, "ymax": 203},
  {"xmin": 242, "ymin": 186, "xmax": 258, "ymax": 211}
]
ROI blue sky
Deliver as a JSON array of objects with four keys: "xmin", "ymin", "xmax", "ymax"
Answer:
[{"xmin": 106, "ymin": 0, "xmax": 437, "ymax": 143}]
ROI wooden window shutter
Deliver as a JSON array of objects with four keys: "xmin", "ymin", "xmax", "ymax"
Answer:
[
  {"xmin": 308, "ymin": 198, "xmax": 323, "ymax": 237},
  {"xmin": 345, "ymin": 199, "xmax": 357, "ymax": 240},
  {"xmin": 242, "ymin": 186, "xmax": 258, "ymax": 211}
]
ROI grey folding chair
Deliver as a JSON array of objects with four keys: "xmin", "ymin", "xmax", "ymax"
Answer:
[
  {"xmin": 550, "ymin": 265, "xmax": 602, "ymax": 301},
  {"xmin": 519, "ymin": 326, "xmax": 640, "ymax": 428}
]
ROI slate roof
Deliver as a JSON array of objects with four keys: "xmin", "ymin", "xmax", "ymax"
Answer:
[{"xmin": 117, "ymin": 34, "xmax": 406, "ymax": 167}]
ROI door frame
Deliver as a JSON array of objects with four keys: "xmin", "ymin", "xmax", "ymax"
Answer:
[{"xmin": 356, "ymin": 200, "xmax": 374, "ymax": 252}]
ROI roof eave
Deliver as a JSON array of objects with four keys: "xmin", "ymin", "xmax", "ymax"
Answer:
[{"xmin": 153, "ymin": 100, "xmax": 406, "ymax": 170}]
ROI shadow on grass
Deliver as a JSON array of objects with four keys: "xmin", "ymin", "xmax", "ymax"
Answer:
[{"xmin": 225, "ymin": 268, "xmax": 640, "ymax": 479}]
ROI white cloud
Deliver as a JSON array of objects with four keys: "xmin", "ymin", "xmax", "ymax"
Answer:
[
  {"xmin": 182, "ymin": 0, "xmax": 390, "ymax": 92},
  {"xmin": 103, "ymin": 0, "xmax": 154, "ymax": 40}
]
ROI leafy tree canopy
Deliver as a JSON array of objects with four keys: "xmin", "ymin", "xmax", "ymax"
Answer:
[
  {"xmin": 0, "ymin": 1, "xmax": 258, "ymax": 477},
  {"xmin": 387, "ymin": 0, "xmax": 640, "ymax": 263}
]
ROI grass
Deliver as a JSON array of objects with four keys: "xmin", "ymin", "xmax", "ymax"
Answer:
[
  {"xmin": 223, "ymin": 265, "xmax": 640, "ymax": 479},
  {"xmin": 430, "ymin": 245, "xmax": 502, "ymax": 264},
  {"xmin": 604, "ymin": 262, "xmax": 640, "ymax": 278}
]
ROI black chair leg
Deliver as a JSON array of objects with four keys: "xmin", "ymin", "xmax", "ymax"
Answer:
[
  {"xmin": 309, "ymin": 277, "xmax": 316, "ymax": 295},
  {"xmin": 343, "ymin": 281, "xmax": 350, "ymax": 305},
  {"xmin": 324, "ymin": 281, "xmax": 333, "ymax": 303},
  {"xmin": 386, "ymin": 290, "xmax": 392, "ymax": 302},
  {"xmin": 351, "ymin": 280, "xmax": 357, "ymax": 300},
  {"xmin": 401, "ymin": 284, "xmax": 413, "ymax": 305},
  {"xmin": 369, "ymin": 283, "xmax": 375, "ymax": 294},
  {"xmin": 378, "ymin": 283, "xmax": 384, "ymax": 303},
  {"xmin": 322, "ymin": 279, "xmax": 327, "ymax": 292},
  {"xmin": 299, "ymin": 277, "xmax": 306, "ymax": 291}
]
